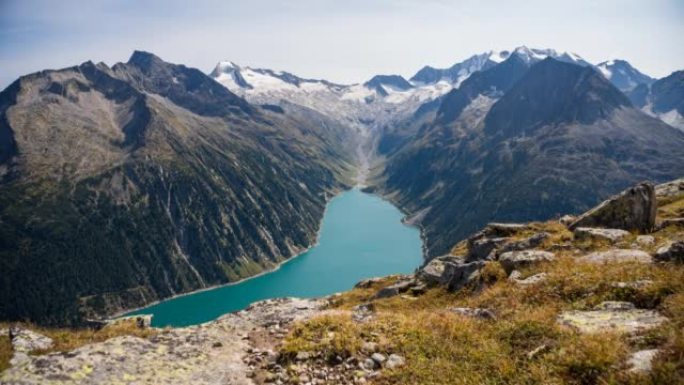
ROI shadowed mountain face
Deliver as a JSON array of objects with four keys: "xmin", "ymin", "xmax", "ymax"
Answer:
[
  {"xmin": 375, "ymin": 58, "xmax": 684, "ymax": 258},
  {"xmin": 0, "ymin": 52, "xmax": 355, "ymax": 326},
  {"xmin": 626, "ymin": 70, "xmax": 684, "ymax": 131}
]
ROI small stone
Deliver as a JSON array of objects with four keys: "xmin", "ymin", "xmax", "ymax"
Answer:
[
  {"xmin": 362, "ymin": 358, "xmax": 377, "ymax": 370},
  {"xmin": 370, "ymin": 353, "xmax": 386, "ymax": 365},
  {"xmin": 385, "ymin": 354, "xmax": 405, "ymax": 369},
  {"xmin": 295, "ymin": 351, "xmax": 312, "ymax": 361}
]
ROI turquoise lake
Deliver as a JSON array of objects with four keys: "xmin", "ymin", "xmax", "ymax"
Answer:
[{"xmin": 127, "ymin": 189, "xmax": 423, "ymax": 327}]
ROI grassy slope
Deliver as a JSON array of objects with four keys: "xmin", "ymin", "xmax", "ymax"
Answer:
[{"xmin": 280, "ymin": 194, "xmax": 684, "ymax": 385}]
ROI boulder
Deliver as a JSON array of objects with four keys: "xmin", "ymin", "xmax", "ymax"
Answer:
[
  {"xmin": 445, "ymin": 261, "xmax": 486, "ymax": 291},
  {"xmin": 558, "ymin": 301, "xmax": 667, "ymax": 334},
  {"xmin": 466, "ymin": 237, "xmax": 508, "ymax": 262},
  {"xmin": 573, "ymin": 227, "xmax": 630, "ymax": 243},
  {"xmin": 654, "ymin": 241, "xmax": 684, "ymax": 263},
  {"xmin": 449, "ymin": 307, "xmax": 496, "ymax": 320},
  {"xmin": 498, "ymin": 250, "xmax": 555, "ymax": 274},
  {"xmin": 568, "ymin": 182, "xmax": 656, "ymax": 232},
  {"xmin": 417, "ymin": 255, "xmax": 463, "ymax": 285},
  {"xmin": 578, "ymin": 249, "xmax": 653, "ymax": 264}
]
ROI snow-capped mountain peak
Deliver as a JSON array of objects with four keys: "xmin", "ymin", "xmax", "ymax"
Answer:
[{"xmin": 596, "ymin": 59, "xmax": 654, "ymax": 91}]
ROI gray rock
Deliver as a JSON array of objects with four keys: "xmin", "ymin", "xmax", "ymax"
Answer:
[
  {"xmin": 354, "ymin": 277, "xmax": 384, "ymax": 289},
  {"xmin": 594, "ymin": 301, "xmax": 635, "ymax": 311},
  {"xmin": 370, "ymin": 353, "xmax": 386, "ymax": 365},
  {"xmin": 578, "ymin": 249, "xmax": 653, "ymax": 264},
  {"xmin": 374, "ymin": 278, "xmax": 416, "ymax": 299},
  {"xmin": 484, "ymin": 223, "xmax": 528, "ymax": 236},
  {"xmin": 10, "ymin": 327, "xmax": 53, "ymax": 353},
  {"xmin": 627, "ymin": 349, "xmax": 659, "ymax": 373},
  {"xmin": 559, "ymin": 215, "xmax": 577, "ymax": 226},
  {"xmin": 385, "ymin": 354, "xmax": 405, "ymax": 369},
  {"xmin": 362, "ymin": 358, "xmax": 377, "ymax": 370},
  {"xmin": 654, "ymin": 241, "xmax": 684, "ymax": 263},
  {"xmin": 498, "ymin": 250, "xmax": 555, "ymax": 274},
  {"xmin": 352, "ymin": 303, "xmax": 375, "ymax": 323},
  {"xmin": 655, "ymin": 177, "xmax": 684, "ymax": 198},
  {"xmin": 466, "ymin": 237, "xmax": 508, "ymax": 262},
  {"xmin": 612, "ymin": 280, "xmax": 653, "ymax": 289},
  {"xmin": 417, "ymin": 257, "xmax": 451, "ymax": 285},
  {"xmin": 558, "ymin": 302, "xmax": 667, "ymax": 334},
  {"xmin": 499, "ymin": 232, "xmax": 550, "ymax": 254},
  {"xmin": 635, "ymin": 235, "xmax": 655, "ymax": 246},
  {"xmin": 573, "ymin": 227, "xmax": 630, "ymax": 243},
  {"xmin": 449, "ymin": 307, "xmax": 496, "ymax": 320},
  {"xmin": 445, "ymin": 260, "xmax": 486, "ymax": 291},
  {"xmin": 569, "ymin": 182, "xmax": 656, "ymax": 232},
  {"xmin": 509, "ymin": 272, "xmax": 548, "ymax": 286}
]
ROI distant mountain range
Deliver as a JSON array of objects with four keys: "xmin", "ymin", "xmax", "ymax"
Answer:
[{"xmin": 1, "ymin": 46, "xmax": 683, "ymax": 326}]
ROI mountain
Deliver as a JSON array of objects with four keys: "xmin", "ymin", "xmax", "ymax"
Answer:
[
  {"xmin": 410, "ymin": 46, "xmax": 590, "ymax": 87},
  {"xmin": 0, "ymin": 51, "xmax": 356, "ymax": 325},
  {"xmin": 372, "ymin": 58, "xmax": 684, "ymax": 258},
  {"xmin": 210, "ymin": 61, "xmax": 449, "ymax": 133},
  {"xmin": 597, "ymin": 59, "xmax": 655, "ymax": 92},
  {"xmin": 625, "ymin": 71, "xmax": 684, "ymax": 131}
]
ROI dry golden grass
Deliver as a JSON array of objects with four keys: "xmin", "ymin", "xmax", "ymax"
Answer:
[
  {"xmin": 0, "ymin": 333, "xmax": 11, "ymax": 373},
  {"xmin": 285, "ymin": 220, "xmax": 684, "ymax": 384}
]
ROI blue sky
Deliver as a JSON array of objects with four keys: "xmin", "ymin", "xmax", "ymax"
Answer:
[{"xmin": 1, "ymin": 0, "xmax": 683, "ymax": 88}]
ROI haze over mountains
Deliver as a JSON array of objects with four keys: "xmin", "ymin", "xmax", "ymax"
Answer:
[{"xmin": 1, "ymin": 46, "xmax": 683, "ymax": 325}]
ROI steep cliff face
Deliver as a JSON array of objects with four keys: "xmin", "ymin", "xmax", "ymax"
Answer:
[
  {"xmin": 375, "ymin": 59, "xmax": 684, "ymax": 258},
  {"xmin": 0, "ymin": 52, "xmax": 355, "ymax": 325}
]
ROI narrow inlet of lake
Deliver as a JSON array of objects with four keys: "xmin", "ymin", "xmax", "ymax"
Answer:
[{"xmin": 127, "ymin": 189, "xmax": 423, "ymax": 327}]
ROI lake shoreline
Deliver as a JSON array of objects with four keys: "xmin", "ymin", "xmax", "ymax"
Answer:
[{"xmin": 112, "ymin": 186, "xmax": 346, "ymax": 321}]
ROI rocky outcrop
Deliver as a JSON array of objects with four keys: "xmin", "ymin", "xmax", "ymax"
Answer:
[
  {"xmin": 1, "ymin": 298, "xmax": 325, "ymax": 385},
  {"xmin": 568, "ymin": 182, "xmax": 657, "ymax": 232},
  {"xmin": 557, "ymin": 301, "xmax": 667, "ymax": 334}
]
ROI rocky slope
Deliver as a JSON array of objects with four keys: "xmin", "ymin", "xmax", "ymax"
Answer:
[
  {"xmin": 373, "ymin": 58, "xmax": 684, "ymax": 259},
  {"xmin": 2, "ymin": 178, "xmax": 683, "ymax": 384},
  {"xmin": 0, "ymin": 51, "xmax": 356, "ymax": 326}
]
